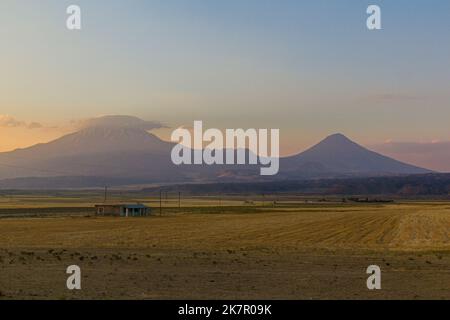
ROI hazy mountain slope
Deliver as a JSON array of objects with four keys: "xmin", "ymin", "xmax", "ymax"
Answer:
[{"xmin": 9, "ymin": 126, "xmax": 172, "ymax": 158}]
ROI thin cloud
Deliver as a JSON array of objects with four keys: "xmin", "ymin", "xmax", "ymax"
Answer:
[
  {"xmin": 371, "ymin": 140, "xmax": 450, "ymax": 172},
  {"xmin": 73, "ymin": 115, "xmax": 168, "ymax": 131},
  {"xmin": 374, "ymin": 141, "xmax": 450, "ymax": 154},
  {"xmin": 0, "ymin": 115, "xmax": 43, "ymax": 129},
  {"xmin": 27, "ymin": 122, "xmax": 44, "ymax": 129},
  {"xmin": 358, "ymin": 93, "xmax": 426, "ymax": 104}
]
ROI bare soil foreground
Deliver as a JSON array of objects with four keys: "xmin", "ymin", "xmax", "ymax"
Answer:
[{"xmin": 0, "ymin": 202, "xmax": 449, "ymax": 299}]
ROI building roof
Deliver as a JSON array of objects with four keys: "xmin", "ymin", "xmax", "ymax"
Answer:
[{"xmin": 95, "ymin": 203, "xmax": 150, "ymax": 209}]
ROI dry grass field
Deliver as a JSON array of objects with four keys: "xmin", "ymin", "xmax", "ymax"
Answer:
[{"xmin": 0, "ymin": 200, "xmax": 449, "ymax": 300}]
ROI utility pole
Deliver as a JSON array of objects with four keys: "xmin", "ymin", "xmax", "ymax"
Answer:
[
  {"xmin": 159, "ymin": 190, "xmax": 162, "ymax": 216},
  {"xmin": 104, "ymin": 186, "xmax": 108, "ymax": 203}
]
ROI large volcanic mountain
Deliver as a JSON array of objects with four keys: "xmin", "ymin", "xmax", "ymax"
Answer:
[
  {"xmin": 0, "ymin": 116, "xmax": 432, "ymax": 188},
  {"xmin": 0, "ymin": 116, "xmax": 181, "ymax": 183}
]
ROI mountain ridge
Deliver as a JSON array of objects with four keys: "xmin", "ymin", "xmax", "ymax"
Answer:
[{"xmin": 0, "ymin": 117, "xmax": 433, "ymax": 187}]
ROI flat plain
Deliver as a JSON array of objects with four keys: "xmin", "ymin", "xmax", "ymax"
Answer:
[{"xmin": 0, "ymin": 197, "xmax": 449, "ymax": 299}]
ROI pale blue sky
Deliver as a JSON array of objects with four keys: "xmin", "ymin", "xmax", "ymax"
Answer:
[{"xmin": 0, "ymin": 0, "xmax": 450, "ymax": 154}]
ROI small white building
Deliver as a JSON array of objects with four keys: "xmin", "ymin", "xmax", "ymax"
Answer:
[{"xmin": 95, "ymin": 204, "xmax": 151, "ymax": 217}]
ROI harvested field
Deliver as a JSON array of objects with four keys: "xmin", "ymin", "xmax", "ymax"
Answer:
[{"xmin": 0, "ymin": 202, "xmax": 449, "ymax": 299}]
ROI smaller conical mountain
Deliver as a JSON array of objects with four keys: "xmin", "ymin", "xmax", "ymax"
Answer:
[{"xmin": 282, "ymin": 133, "xmax": 431, "ymax": 177}]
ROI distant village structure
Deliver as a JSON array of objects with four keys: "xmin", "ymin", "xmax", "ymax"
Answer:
[{"xmin": 95, "ymin": 204, "xmax": 151, "ymax": 217}]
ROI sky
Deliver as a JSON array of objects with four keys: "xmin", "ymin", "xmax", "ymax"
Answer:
[{"xmin": 0, "ymin": 0, "xmax": 450, "ymax": 169}]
